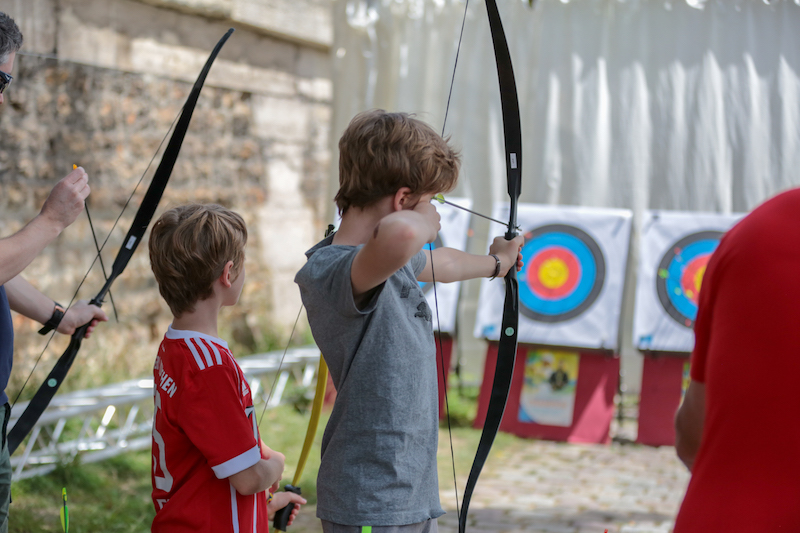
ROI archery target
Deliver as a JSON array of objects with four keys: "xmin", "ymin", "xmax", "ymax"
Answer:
[
  {"xmin": 656, "ymin": 231, "xmax": 723, "ymax": 329},
  {"xmin": 419, "ymin": 234, "xmax": 445, "ymax": 294},
  {"xmin": 520, "ymin": 224, "xmax": 606, "ymax": 323},
  {"xmin": 474, "ymin": 203, "xmax": 632, "ymax": 351},
  {"xmin": 632, "ymin": 210, "xmax": 744, "ymax": 353}
]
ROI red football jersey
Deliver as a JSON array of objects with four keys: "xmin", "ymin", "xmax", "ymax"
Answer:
[{"xmin": 151, "ymin": 327, "xmax": 269, "ymax": 533}]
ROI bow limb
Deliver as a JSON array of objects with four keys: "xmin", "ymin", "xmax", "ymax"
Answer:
[
  {"xmin": 272, "ymin": 355, "xmax": 328, "ymax": 532},
  {"xmin": 458, "ymin": 0, "xmax": 522, "ymax": 531},
  {"xmin": 7, "ymin": 28, "xmax": 235, "ymax": 455}
]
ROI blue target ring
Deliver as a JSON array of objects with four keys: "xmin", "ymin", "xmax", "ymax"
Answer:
[
  {"xmin": 656, "ymin": 231, "xmax": 722, "ymax": 329},
  {"xmin": 519, "ymin": 224, "xmax": 605, "ymax": 323}
]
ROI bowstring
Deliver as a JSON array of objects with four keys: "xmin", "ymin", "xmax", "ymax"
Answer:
[
  {"xmin": 257, "ymin": 305, "xmax": 304, "ymax": 425},
  {"xmin": 10, "ymin": 109, "xmax": 183, "ymax": 409},
  {"xmin": 84, "ymin": 204, "xmax": 119, "ymax": 323},
  {"xmin": 431, "ymin": 0, "xmax": 472, "ymax": 521}
]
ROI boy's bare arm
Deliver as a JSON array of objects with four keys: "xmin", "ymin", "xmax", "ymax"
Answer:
[
  {"xmin": 350, "ymin": 201, "xmax": 440, "ymax": 296},
  {"xmin": 228, "ymin": 449, "xmax": 285, "ymax": 496},
  {"xmin": 418, "ymin": 235, "xmax": 524, "ymax": 283}
]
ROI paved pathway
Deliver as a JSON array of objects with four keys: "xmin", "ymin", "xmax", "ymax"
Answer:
[
  {"xmin": 437, "ymin": 438, "xmax": 689, "ymax": 533},
  {"xmin": 289, "ymin": 423, "xmax": 690, "ymax": 533}
]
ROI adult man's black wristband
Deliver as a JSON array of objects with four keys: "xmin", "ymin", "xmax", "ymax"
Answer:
[{"xmin": 38, "ymin": 302, "xmax": 66, "ymax": 335}]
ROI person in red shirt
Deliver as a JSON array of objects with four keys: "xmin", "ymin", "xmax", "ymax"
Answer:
[
  {"xmin": 148, "ymin": 203, "xmax": 305, "ymax": 533},
  {"xmin": 674, "ymin": 188, "xmax": 800, "ymax": 531}
]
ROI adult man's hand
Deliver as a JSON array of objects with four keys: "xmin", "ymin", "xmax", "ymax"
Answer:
[
  {"xmin": 57, "ymin": 300, "xmax": 108, "ymax": 338},
  {"xmin": 38, "ymin": 166, "xmax": 90, "ymax": 233}
]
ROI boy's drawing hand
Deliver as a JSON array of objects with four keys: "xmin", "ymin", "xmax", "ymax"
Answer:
[
  {"xmin": 411, "ymin": 195, "xmax": 441, "ymax": 243},
  {"xmin": 489, "ymin": 235, "xmax": 525, "ymax": 278},
  {"xmin": 267, "ymin": 491, "xmax": 307, "ymax": 524}
]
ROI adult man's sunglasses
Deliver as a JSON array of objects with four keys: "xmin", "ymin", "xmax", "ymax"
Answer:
[{"xmin": 0, "ymin": 70, "xmax": 13, "ymax": 94}]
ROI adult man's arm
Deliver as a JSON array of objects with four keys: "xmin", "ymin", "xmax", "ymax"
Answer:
[
  {"xmin": 5, "ymin": 276, "xmax": 107, "ymax": 337},
  {"xmin": 0, "ymin": 167, "xmax": 90, "ymax": 285},
  {"xmin": 675, "ymin": 380, "xmax": 706, "ymax": 471}
]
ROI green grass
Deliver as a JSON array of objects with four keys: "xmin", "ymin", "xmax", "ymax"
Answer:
[
  {"xmin": 8, "ymin": 387, "xmax": 520, "ymax": 532},
  {"xmin": 10, "ymin": 453, "xmax": 154, "ymax": 533},
  {"xmin": 8, "ymin": 402, "xmax": 328, "ymax": 533}
]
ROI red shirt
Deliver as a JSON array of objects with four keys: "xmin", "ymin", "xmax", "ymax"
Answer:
[
  {"xmin": 675, "ymin": 189, "xmax": 800, "ymax": 531},
  {"xmin": 151, "ymin": 327, "xmax": 269, "ymax": 533}
]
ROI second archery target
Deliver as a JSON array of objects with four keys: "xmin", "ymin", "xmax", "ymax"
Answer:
[
  {"xmin": 474, "ymin": 204, "xmax": 632, "ymax": 351},
  {"xmin": 520, "ymin": 224, "xmax": 606, "ymax": 323},
  {"xmin": 655, "ymin": 230, "xmax": 723, "ymax": 329},
  {"xmin": 633, "ymin": 211, "xmax": 744, "ymax": 353}
]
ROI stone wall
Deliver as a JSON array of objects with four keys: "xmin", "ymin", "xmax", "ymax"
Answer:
[{"xmin": 0, "ymin": 0, "xmax": 332, "ymax": 396}]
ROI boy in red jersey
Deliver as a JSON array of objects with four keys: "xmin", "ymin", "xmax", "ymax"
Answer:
[{"xmin": 148, "ymin": 203, "xmax": 304, "ymax": 533}]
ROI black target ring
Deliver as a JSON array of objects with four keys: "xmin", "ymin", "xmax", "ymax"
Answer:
[
  {"xmin": 519, "ymin": 224, "xmax": 606, "ymax": 323},
  {"xmin": 656, "ymin": 230, "xmax": 723, "ymax": 329}
]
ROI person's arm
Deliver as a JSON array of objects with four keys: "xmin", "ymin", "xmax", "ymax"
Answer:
[
  {"xmin": 5, "ymin": 275, "xmax": 108, "ymax": 337},
  {"xmin": 350, "ymin": 200, "xmax": 440, "ymax": 297},
  {"xmin": 228, "ymin": 446, "xmax": 285, "ymax": 496},
  {"xmin": 675, "ymin": 380, "xmax": 706, "ymax": 471},
  {"xmin": 417, "ymin": 235, "xmax": 524, "ymax": 283},
  {"xmin": 0, "ymin": 167, "xmax": 90, "ymax": 285}
]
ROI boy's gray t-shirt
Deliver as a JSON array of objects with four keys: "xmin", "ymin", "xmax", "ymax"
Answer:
[{"xmin": 295, "ymin": 235, "xmax": 444, "ymax": 526}]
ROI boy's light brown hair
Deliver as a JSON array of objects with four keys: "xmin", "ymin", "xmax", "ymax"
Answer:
[
  {"xmin": 149, "ymin": 204, "xmax": 247, "ymax": 317},
  {"xmin": 335, "ymin": 109, "xmax": 460, "ymax": 214}
]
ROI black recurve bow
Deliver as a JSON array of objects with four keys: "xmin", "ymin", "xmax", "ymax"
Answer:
[
  {"xmin": 8, "ymin": 28, "xmax": 235, "ymax": 454},
  {"xmin": 456, "ymin": 1, "xmax": 522, "ymax": 531}
]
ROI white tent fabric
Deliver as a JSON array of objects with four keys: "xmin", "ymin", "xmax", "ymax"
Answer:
[{"xmin": 330, "ymin": 0, "xmax": 800, "ymax": 390}]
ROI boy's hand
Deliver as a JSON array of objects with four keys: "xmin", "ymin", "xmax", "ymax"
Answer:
[
  {"xmin": 488, "ymin": 235, "xmax": 525, "ymax": 278},
  {"xmin": 267, "ymin": 491, "xmax": 307, "ymax": 524},
  {"xmin": 411, "ymin": 195, "xmax": 441, "ymax": 243}
]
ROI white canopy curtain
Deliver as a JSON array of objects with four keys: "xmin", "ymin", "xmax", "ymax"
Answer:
[{"xmin": 330, "ymin": 0, "xmax": 800, "ymax": 389}]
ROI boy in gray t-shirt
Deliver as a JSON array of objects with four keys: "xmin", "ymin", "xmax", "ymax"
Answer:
[{"xmin": 295, "ymin": 110, "xmax": 523, "ymax": 533}]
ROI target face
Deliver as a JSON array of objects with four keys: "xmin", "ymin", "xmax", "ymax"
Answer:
[
  {"xmin": 519, "ymin": 224, "xmax": 606, "ymax": 323},
  {"xmin": 419, "ymin": 234, "xmax": 445, "ymax": 294},
  {"xmin": 656, "ymin": 230, "xmax": 722, "ymax": 328}
]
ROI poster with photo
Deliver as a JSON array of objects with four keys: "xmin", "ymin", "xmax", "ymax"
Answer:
[{"xmin": 519, "ymin": 349, "xmax": 580, "ymax": 427}]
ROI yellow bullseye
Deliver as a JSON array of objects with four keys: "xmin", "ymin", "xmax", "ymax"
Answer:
[
  {"xmin": 694, "ymin": 265, "xmax": 706, "ymax": 292},
  {"xmin": 538, "ymin": 258, "xmax": 569, "ymax": 289}
]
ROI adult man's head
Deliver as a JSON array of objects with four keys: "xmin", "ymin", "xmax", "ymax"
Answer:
[{"xmin": 0, "ymin": 12, "xmax": 23, "ymax": 104}]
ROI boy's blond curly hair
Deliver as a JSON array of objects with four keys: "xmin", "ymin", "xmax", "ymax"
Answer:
[
  {"xmin": 335, "ymin": 110, "xmax": 461, "ymax": 214},
  {"xmin": 149, "ymin": 204, "xmax": 247, "ymax": 317}
]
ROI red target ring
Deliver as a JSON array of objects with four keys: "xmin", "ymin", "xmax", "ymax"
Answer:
[
  {"xmin": 680, "ymin": 255, "xmax": 709, "ymax": 304},
  {"xmin": 527, "ymin": 246, "xmax": 581, "ymax": 299}
]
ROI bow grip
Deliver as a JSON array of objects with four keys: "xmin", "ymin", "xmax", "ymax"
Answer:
[{"xmin": 272, "ymin": 484, "xmax": 301, "ymax": 532}]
